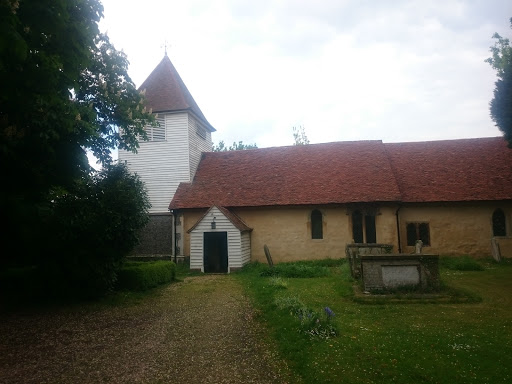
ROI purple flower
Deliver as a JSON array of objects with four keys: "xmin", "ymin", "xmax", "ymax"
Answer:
[{"xmin": 324, "ymin": 307, "xmax": 335, "ymax": 319}]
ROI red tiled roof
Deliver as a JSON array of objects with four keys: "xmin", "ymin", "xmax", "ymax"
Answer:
[
  {"xmin": 385, "ymin": 137, "xmax": 512, "ymax": 202},
  {"xmin": 170, "ymin": 141, "xmax": 403, "ymax": 209},
  {"xmin": 170, "ymin": 137, "xmax": 512, "ymax": 209},
  {"xmin": 138, "ymin": 55, "xmax": 215, "ymax": 131}
]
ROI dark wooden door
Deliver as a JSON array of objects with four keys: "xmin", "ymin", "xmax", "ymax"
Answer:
[{"xmin": 203, "ymin": 232, "xmax": 228, "ymax": 273}]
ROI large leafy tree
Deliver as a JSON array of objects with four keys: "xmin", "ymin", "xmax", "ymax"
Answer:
[
  {"xmin": 0, "ymin": 1, "xmax": 153, "ymax": 270},
  {"xmin": 486, "ymin": 17, "xmax": 512, "ymax": 147}
]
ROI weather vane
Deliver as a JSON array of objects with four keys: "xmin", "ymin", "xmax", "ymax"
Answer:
[{"xmin": 161, "ymin": 40, "xmax": 171, "ymax": 56}]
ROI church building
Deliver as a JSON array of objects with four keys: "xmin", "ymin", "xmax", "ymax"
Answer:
[{"xmin": 121, "ymin": 55, "xmax": 512, "ymax": 272}]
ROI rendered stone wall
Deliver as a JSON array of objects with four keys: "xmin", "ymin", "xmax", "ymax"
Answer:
[
  {"xmin": 494, "ymin": 237, "xmax": 512, "ymax": 259},
  {"xmin": 236, "ymin": 206, "xmax": 350, "ymax": 262},
  {"xmin": 180, "ymin": 202, "xmax": 512, "ymax": 262},
  {"xmin": 399, "ymin": 202, "xmax": 512, "ymax": 257},
  {"xmin": 235, "ymin": 206, "xmax": 398, "ymax": 263},
  {"xmin": 182, "ymin": 206, "xmax": 399, "ymax": 262}
]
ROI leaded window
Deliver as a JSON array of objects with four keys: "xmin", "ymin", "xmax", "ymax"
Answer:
[
  {"xmin": 351, "ymin": 210, "xmax": 376, "ymax": 243},
  {"xmin": 406, "ymin": 222, "xmax": 430, "ymax": 246}
]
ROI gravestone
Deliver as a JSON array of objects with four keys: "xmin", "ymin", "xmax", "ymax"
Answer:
[
  {"xmin": 415, "ymin": 240, "xmax": 423, "ymax": 254},
  {"xmin": 264, "ymin": 244, "xmax": 273, "ymax": 268},
  {"xmin": 491, "ymin": 238, "xmax": 502, "ymax": 262}
]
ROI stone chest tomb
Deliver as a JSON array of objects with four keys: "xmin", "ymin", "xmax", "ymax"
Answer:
[{"xmin": 360, "ymin": 254, "xmax": 440, "ymax": 291}]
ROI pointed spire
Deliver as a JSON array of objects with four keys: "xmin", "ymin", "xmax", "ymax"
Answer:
[{"xmin": 138, "ymin": 55, "xmax": 215, "ymax": 131}]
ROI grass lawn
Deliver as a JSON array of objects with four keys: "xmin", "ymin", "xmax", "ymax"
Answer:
[{"xmin": 235, "ymin": 258, "xmax": 512, "ymax": 384}]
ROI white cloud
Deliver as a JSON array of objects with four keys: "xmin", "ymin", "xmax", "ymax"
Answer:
[{"xmin": 99, "ymin": 0, "xmax": 511, "ymax": 148}]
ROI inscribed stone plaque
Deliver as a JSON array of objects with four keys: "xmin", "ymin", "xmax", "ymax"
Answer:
[{"xmin": 382, "ymin": 265, "xmax": 419, "ymax": 288}]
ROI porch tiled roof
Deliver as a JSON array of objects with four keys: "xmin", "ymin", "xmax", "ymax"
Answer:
[{"xmin": 138, "ymin": 55, "xmax": 215, "ymax": 131}]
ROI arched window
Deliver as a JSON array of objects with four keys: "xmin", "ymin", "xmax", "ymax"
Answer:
[
  {"xmin": 311, "ymin": 209, "xmax": 323, "ymax": 239},
  {"xmin": 493, "ymin": 209, "xmax": 507, "ymax": 236}
]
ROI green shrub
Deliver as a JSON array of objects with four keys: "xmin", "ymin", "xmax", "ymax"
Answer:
[
  {"xmin": 440, "ymin": 255, "xmax": 484, "ymax": 271},
  {"xmin": 117, "ymin": 261, "xmax": 176, "ymax": 291}
]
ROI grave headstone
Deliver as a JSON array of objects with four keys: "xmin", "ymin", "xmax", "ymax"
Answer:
[
  {"xmin": 264, "ymin": 244, "xmax": 273, "ymax": 268},
  {"xmin": 415, "ymin": 240, "xmax": 423, "ymax": 254}
]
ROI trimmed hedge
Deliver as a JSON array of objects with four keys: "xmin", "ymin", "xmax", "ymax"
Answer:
[{"xmin": 117, "ymin": 261, "xmax": 176, "ymax": 291}]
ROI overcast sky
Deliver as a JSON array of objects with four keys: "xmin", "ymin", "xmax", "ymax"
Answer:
[{"xmin": 99, "ymin": 0, "xmax": 511, "ymax": 148}]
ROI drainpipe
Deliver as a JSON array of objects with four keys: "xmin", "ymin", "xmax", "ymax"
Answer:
[
  {"xmin": 395, "ymin": 205, "xmax": 402, "ymax": 253},
  {"xmin": 170, "ymin": 209, "xmax": 178, "ymax": 264}
]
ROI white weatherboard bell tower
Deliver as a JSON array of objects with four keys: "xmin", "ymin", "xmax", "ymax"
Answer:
[{"xmin": 118, "ymin": 54, "xmax": 215, "ymax": 257}]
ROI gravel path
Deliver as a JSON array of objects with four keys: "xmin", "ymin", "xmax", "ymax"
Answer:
[{"xmin": 0, "ymin": 275, "xmax": 299, "ymax": 383}]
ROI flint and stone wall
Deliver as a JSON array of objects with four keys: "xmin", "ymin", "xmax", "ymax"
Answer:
[{"xmin": 130, "ymin": 214, "xmax": 173, "ymax": 257}]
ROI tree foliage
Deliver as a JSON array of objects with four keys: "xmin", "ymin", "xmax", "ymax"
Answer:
[
  {"xmin": 292, "ymin": 125, "xmax": 310, "ymax": 145},
  {"xmin": 486, "ymin": 17, "xmax": 512, "ymax": 146},
  {"xmin": 1, "ymin": 0, "xmax": 153, "ymax": 195},
  {"xmin": 0, "ymin": 0, "xmax": 154, "ymax": 289},
  {"xmin": 212, "ymin": 140, "xmax": 258, "ymax": 151}
]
